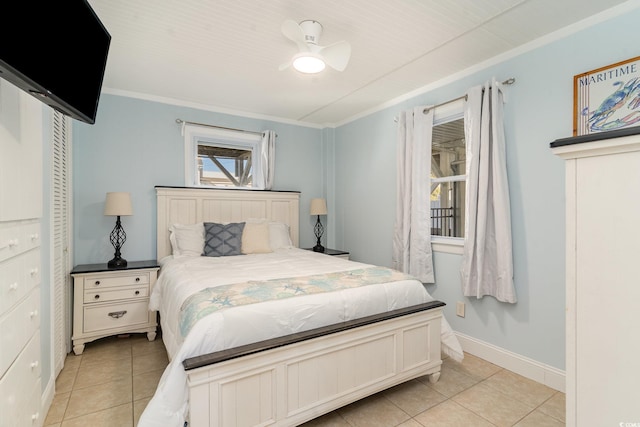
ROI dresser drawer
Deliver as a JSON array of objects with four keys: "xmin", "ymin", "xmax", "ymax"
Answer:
[
  {"xmin": 0, "ymin": 220, "xmax": 40, "ymax": 263},
  {"xmin": 83, "ymin": 300, "xmax": 150, "ymax": 334},
  {"xmin": 1, "ymin": 249, "xmax": 41, "ymax": 315},
  {"xmin": 0, "ymin": 332, "xmax": 40, "ymax": 427},
  {"xmin": 84, "ymin": 285, "xmax": 149, "ymax": 304},
  {"xmin": 0, "ymin": 289, "xmax": 39, "ymax": 377},
  {"xmin": 83, "ymin": 272, "xmax": 150, "ymax": 289}
]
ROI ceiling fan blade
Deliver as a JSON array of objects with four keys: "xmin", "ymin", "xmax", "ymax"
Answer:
[
  {"xmin": 281, "ymin": 20, "xmax": 309, "ymax": 52},
  {"xmin": 278, "ymin": 60, "xmax": 292, "ymax": 71},
  {"xmin": 319, "ymin": 40, "xmax": 351, "ymax": 71}
]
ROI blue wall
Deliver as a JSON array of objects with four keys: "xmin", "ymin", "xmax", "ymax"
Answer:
[
  {"xmin": 73, "ymin": 98, "xmax": 327, "ymax": 264},
  {"xmin": 72, "ymin": 5, "xmax": 640, "ymax": 371},
  {"xmin": 332, "ymin": 7, "xmax": 640, "ymax": 370}
]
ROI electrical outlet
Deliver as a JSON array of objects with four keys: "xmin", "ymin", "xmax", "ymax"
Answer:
[{"xmin": 456, "ymin": 301, "xmax": 465, "ymax": 317}]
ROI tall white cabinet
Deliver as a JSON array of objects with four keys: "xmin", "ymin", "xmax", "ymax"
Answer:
[
  {"xmin": 552, "ymin": 130, "xmax": 640, "ymax": 427},
  {"xmin": 0, "ymin": 82, "xmax": 43, "ymax": 426}
]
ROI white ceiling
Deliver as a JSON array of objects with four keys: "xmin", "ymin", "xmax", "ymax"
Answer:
[{"xmin": 89, "ymin": 0, "xmax": 632, "ymax": 127}]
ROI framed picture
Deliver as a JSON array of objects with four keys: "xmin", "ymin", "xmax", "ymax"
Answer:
[{"xmin": 573, "ymin": 56, "xmax": 640, "ymax": 136}]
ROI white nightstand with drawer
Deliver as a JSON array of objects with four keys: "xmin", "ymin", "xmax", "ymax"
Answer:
[{"xmin": 70, "ymin": 260, "xmax": 159, "ymax": 355}]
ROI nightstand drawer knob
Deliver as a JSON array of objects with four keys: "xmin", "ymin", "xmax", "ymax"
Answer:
[
  {"xmin": 108, "ymin": 310, "xmax": 127, "ymax": 319},
  {"xmin": 135, "ymin": 290, "xmax": 140, "ymax": 295},
  {"xmin": 95, "ymin": 280, "xmax": 101, "ymax": 285},
  {"xmin": 135, "ymin": 277, "xmax": 140, "ymax": 282},
  {"xmin": 94, "ymin": 294, "xmax": 100, "ymax": 300}
]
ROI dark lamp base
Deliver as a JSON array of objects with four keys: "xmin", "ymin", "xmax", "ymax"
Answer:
[
  {"xmin": 313, "ymin": 244, "xmax": 325, "ymax": 253},
  {"xmin": 108, "ymin": 256, "xmax": 128, "ymax": 268}
]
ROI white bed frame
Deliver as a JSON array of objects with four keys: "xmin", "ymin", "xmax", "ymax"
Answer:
[{"xmin": 155, "ymin": 186, "xmax": 443, "ymax": 427}]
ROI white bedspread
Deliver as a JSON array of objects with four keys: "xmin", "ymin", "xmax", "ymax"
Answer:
[{"xmin": 138, "ymin": 248, "xmax": 462, "ymax": 427}]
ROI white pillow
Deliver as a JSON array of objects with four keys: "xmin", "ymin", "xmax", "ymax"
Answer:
[
  {"xmin": 169, "ymin": 223, "xmax": 205, "ymax": 257},
  {"xmin": 241, "ymin": 221, "xmax": 272, "ymax": 254},
  {"xmin": 269, "ymin": 221, "xmax": 293, "ymax": 249}
]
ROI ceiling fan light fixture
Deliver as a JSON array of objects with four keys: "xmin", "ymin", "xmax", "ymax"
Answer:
[{"xmin": 292, "ymin": 53, "xmax": 326, "ymax": 74}]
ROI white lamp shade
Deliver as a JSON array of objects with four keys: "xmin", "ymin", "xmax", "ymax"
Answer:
[
  {"xmin": 104, "ymin": 192, "xmax": 133, "ymax": 216},
  {"xmin": 310, "ymin": 198, "xmax": 327, "ymax": 215}
]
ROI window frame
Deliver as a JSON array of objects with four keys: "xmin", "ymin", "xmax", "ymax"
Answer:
[
  {"xmin": 431, "ymin": 100, "xmax": 465, "ymax": 254},
  {"xmin": 183, "ymin": 125, "xmax": 263, "ymax": 189}
]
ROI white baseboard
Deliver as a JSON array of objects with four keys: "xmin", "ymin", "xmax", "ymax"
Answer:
[
  {"xmin": 41, "ymin": 374, "xmax": 55, "ymax": 426},
  {"xmin": 455, "ymin": 332, "xmax": 565, "ymax": 393}
]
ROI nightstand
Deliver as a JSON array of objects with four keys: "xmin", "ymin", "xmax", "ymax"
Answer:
[
  {"xmin": 303, "ymin": 248, "xmax": 350, "ymax": 260},
  {"xmin": 70, "ymin": 260, "xmax": 159, "ymax": 355}
]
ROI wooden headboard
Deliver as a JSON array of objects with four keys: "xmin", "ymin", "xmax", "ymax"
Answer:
[{"xmin": 156, "ymin": 186, "xmax": 300, "ymax": 259}]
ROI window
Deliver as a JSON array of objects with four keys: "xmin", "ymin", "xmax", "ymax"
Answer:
[
  {"xmin": 183, "ymin": 125, "xmax": 264, "ymax": 189},
  {"xmin": 430, "ymin": 102, "xmax": 465, "ymax": 253}
]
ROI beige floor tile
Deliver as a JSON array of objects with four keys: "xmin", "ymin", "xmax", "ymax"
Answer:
[
  {"xmin": 131, "ymin": 335, "xmax": 166, "ymax": 356},
  {"xmin": 80, "ymin": 338, "xmax": 133, "ymax": 366},
  {"xmin": 133, "ymin": 368, "xmax": 164, "ymax": 400},
  {"xmin": 63, "ymin": 353, "xmax": 82, "ymax": 371},
  {"xmin": 444, "ymin": 353, "xmax": 502, "ymax": 381},
  {"xmin": 60, "ymin": 402, "xmax": 133, "ymax": 427},
  {"xmin": 413, "ymin": 400, "xmax": 495, "ymax": 427},
  {"xmin": 133, "ymin": 397, "xmax": 152, "ymax": 426},
  {"xmin": 337, "ymin": 394, "xmax": 410, "ymax": 427},
  {"xmin": 43, "ymin": 391, "xmax": 71, "ymax": 425},
  {"xmin": 514, "ymin": 409, "xmax": 565, "ymax": 427},
  {"xmin": 43, "ymin": 423, "xmax": 61, "ymax": 427},
  {"xmin": 65, "ymin": 377, "xmax": 132, "ymax": 419},
  {"xmin": 383, "ymin": 379, "xmax": 447, "ymax": 416},
  {"xmin": 55, "ymin": 367, "xmax": 79, "ymax": 394},
  {"xmin": 538, "ymin": 391, "xmax": 566, "ymax": 423},
  {"xmin": 132, "ymin": 349, "xmax": 169, "ymax": 375},
  {"xmin": 419, "ymin": 364, "xmax": 479, "ymax": 397},
  {"xmin": 74, "ymin": 357, "xmax": 133, "ymax": 390},
  {"xmin": 299, "ymin": 411, "xmax": 351, "ymax": 426},
  {"xmin": 397, "ymin": 419, "xmax": 423, "ymax": 427},
  {"xmin": 452, "ymin": 382, "xmax": 533, "ymax": 427},
  {"xmin": 483, "ymin": 369, "xmax": 556, "ymax": 408}
]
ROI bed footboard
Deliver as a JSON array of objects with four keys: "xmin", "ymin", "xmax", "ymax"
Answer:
[{"xmin": 184, "ymin": 301, "xmax": 444, "ymax": 427}]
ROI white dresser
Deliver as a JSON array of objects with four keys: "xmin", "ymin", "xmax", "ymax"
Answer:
[
  {"xmin": 552, "ymin": 129, "xmax": 640, "ymax": 427},
  {"xmin": 0, "ymin": 82, "xmax": 43, "ymax": 427},
  {"xmin": 70, "ymin": 261, "xmax": 159, "ymax": 355},
  {"xmin": 0, "ymin": 221, "xmax": 42, "ymax": 427}
]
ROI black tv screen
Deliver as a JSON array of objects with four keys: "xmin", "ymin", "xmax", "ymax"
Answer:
[{"xmin": 0, "ymin": 1, "xmax": 111, "ymax": 124}]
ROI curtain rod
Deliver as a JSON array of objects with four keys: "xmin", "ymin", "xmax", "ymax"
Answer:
[
  {"xmin": 422, "ymin": 77, "xmax": 515, "ymax": 115},
  {"xmin": 175, "ymin": 118, "xmax": 270, "ymax": 137}
]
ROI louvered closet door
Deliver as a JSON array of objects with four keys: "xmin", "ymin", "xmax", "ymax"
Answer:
[{"xmin": 52, "ymin": 110, "xmax": 71, "ymax": 376}]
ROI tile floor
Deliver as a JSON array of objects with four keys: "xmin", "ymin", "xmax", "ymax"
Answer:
[{"xmin": 44, "ymin": 333, "xmax": 565, "ymax": 427}]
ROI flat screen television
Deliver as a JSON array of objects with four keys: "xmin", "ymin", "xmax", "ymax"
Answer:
[{"xmin": 0, "ymin": 1, "xmax": 111, "ymax": 125}]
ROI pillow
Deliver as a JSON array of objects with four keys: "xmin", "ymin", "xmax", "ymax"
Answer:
[
  {"xmin": 241, "ymin": 221, "xmax": 272, "ymax": 254},
  {"xmin": 269, "ymin": 221, "xmax": 293, "ymax": 249},
  {"xmin": 169, "ymin": 223, "xmax": 205, "ymax": 257},
  {"xmin": 203, "ymin": 222, "xmax": 245, "ymax": 257}
]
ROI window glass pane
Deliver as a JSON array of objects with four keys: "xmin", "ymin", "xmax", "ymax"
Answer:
[
  {"xmin": 432, "ymin": 118, "xmax": 465, "ymax": 178},
  {"xmin": 430, "ymin": 180, "xmax": 465, "ymax": 237},
  {"xmin": 197, "ymin": 144, "xmax": 253, "ymax": 188}
]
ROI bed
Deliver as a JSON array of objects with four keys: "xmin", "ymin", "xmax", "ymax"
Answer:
[{"xmin": 138, "ymin": 186, "xmax": 463, "ymax": 427}]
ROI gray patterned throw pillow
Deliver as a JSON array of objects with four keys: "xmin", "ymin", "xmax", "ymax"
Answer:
[{"xmin": 202, "ymin": 222, "xmax": 245, "ymax": 257}]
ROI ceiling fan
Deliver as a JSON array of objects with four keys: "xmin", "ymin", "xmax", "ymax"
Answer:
[{"xmin": 279, "ymin": 20, "xmax": 351, "ymax": 74}]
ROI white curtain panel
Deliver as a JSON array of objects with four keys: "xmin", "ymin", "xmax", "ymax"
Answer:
[
  {"xmin": 461, "ymin": 79, "xmax": 516, "ymax": 303},
  {"xmin": 257, "ymin": 130, "xmax": 276, "ymax": 190},
  {"xmin": 392, "ymin": 106, "xmax": 435, "ymax": 283}
]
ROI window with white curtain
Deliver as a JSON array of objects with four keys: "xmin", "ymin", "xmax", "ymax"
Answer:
[
  {"xmin": 430, "ymin": 101, "xmax": 465, "ymax": 254},
  {"xmin": 184, "ymin": 126, "xmax": 263, "ymax": 189}
]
